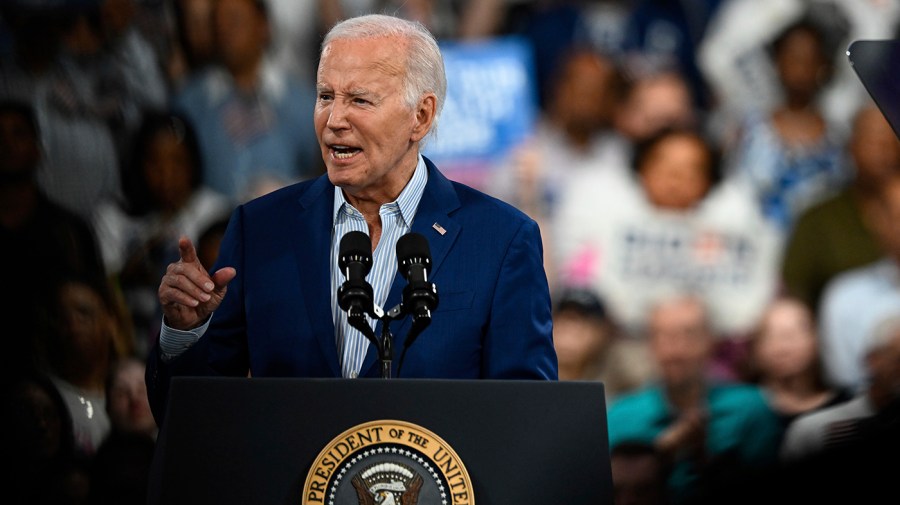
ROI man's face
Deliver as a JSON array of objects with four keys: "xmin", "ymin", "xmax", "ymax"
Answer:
[
  {"xmin": 649, "ymin": 297, "xmax": 712, "ymax": 387},
  {"xmin": 315, "ymin": 37, "xmax": 431, "ymax": 199},
  {"xmin": 214, "ymin": 0, "xmax": 266, "ymax": 74},
  {"xmin": 551, "ymin": 51, "xmax": 617, "ymax": 135}
]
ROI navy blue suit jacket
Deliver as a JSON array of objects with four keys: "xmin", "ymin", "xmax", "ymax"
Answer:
[{"xmin": 147, "ymin": 158, "xmax": 557, "ymax": 422}]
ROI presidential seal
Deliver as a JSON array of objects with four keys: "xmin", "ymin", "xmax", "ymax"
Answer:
[{"xmin": 302, "ymin": 420, "xmax": 474, "ymax": 505}]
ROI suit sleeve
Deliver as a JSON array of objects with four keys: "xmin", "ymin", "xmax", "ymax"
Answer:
[
  {"xmin": 145, "ymin": 205, "xmax": 249, "ymax": 426},
  {"xmin": 482, "ymin": 217, "xmax": 558, "ymax": 380}
]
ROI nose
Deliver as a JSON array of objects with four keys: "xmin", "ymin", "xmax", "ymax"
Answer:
[{"xmin": 326, "ymin": 101, "xmax": 351, "ymax": 131}]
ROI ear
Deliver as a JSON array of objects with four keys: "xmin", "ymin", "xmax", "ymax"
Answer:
[{"xmin": 410, "ymin": 94, "xmax": 437, "ymax": 143}]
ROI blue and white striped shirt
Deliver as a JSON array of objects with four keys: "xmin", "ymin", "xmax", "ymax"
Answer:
[{"xmin": 332, "ymin": 156, "xmax": 427, "ymax": 377}]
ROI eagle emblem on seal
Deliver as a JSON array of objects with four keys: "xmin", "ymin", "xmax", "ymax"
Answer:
[{"xmin": 351, "ymin": 462, "xmax": 424, "ymax": 505}]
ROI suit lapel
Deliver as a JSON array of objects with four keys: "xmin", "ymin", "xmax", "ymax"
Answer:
[
  {"xmin": 406, "ymin": 159, "xmax": 461, "ymax": 282},
  {"xmin": 293, "ymin": 175, "xmax": 342, "ymax": 376},
  {"xmin": 359, "ymin": 158, "xmax": 461, "ymax": 377}
]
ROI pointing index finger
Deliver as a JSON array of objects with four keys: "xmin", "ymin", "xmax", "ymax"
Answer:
[{"xmin": 179, "ymin": 236, "xmax": 199, "ymax": 264}]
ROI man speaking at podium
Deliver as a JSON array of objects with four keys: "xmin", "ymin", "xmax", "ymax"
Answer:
[{"xmin": 146, "ymin": 13, "xmax": 558, "ymax": 424}]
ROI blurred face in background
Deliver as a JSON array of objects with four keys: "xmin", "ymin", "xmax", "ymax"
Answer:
[
  {"xmin": 214, "ymin": 0, "xmax": 268, "ymax": 76},
  {"xmin": 754, "ymin": 298, "xmax": 819, "ymax": 381},
  {"xmin": 867, "ymin": 174, "xmax": 900, "ymax": 262},
  {"xmin": 850, "ymin": 105, "xmax": 900, "ymax": 191},
  {"xmin": 62, "ymin": 13, "xmax": 104, "ymax": 56},
  {"xmin": 177, "ymin": 0, "xmax": 215, "ymax": 66},
  {"xmin": 649, "ymin": 296, "xmax": 713, "ymax": 389},
  {"xmin": 774, "ymin": 24, "xmax": 828, "ymax": 102},
  {"xmin": 553, "ymin": 308, "xmax": 611, "ymax": 379},
  {"xmin": 549, "ymin": 50, "xmax": 620, "ymax": 145},
  {"xmin": 100, "ymin": 0, "xmax": 136, "ymax": 38},
  {"xmin": 57, "ymin": 281, "xmax": 113, "ymax": 362},
  {"xmin": 107, "ymin": 359, "xmax": 156, "ymax": 437},
  {"xmin": 638, "ymin": 132, "xmax": 713, "ymax": 211},
  {"xmin": 616, "ymin": 71, "xmax": 695, "ymax": 143},
  {"xmin": 143, "ymin": 127, "xmax": 195, "ymax": 213}
]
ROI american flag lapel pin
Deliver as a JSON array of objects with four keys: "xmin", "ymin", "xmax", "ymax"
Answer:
[{"xmin": 432, "ymin": 222, "xmax": 446, "ymax": 235}]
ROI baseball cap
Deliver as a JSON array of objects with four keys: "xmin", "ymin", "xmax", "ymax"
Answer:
[{"xmin": 553, "ymin": 287, "xmax": 607, "ymax": 320}]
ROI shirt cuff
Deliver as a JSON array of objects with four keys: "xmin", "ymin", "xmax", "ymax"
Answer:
[{"xmin": 158, "ymin": 316, "xmax": 212, "ymax": 362}]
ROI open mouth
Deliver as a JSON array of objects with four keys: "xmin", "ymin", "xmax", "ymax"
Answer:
[{"xmin": 331, "ymin": 145, "xmax": 362, "ymax": 159}]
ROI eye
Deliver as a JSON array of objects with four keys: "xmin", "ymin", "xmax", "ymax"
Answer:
[
  {"xmin": 318, "ymin": 93, "xmax": 333, "ymax": 102},
  {"xmin": 353, "ymin": 97, "xmax": 371, "ymax": 105}
]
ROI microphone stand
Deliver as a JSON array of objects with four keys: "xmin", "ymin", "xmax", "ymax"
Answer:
[
  {"xmin": 378, "ymin": 305, "xmax": 403, "ymax": 379},
  {"xmin": 345, "ymin": 302, "xmax": 393, "ymax": 379},
  {"xmin": 372, "ymin": 303, "xmax": 410, "ymax": 379},
  {"xmin": 347, "ymin": 302, "xmax": 430, "ymax": 379},
  {"xmin": 383, "ymin": 300, "xmax": 434, "ymax": 379}
]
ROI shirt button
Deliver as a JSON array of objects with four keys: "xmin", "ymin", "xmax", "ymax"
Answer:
[{"xmin": 350, "ymin": 371, "xmax": 358, "ymax": 378}]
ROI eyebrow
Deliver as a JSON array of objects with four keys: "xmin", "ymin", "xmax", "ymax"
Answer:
[
  {"xmin": 346, "ymin": 88, "xmax": 373, "ymax": 98},
  {"xmin": 315, "ymin": 84, "xmax": 373, "ymax": 96}
]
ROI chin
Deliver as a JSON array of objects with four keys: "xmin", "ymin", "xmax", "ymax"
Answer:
[{"xmin": 326, "ymin": 170, "xmax": 359, "ymax": 189}]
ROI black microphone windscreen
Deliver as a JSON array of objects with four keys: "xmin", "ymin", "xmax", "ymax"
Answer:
[
  {"xmin": 339, "ymin": 231, "xmax": 372, "ymax": 272},
  {"xmin": 396, "ymin": 233, "xmax": 431, "ymax": 274},
  {"xmin": 340, "ymin": 230, "xmax": 371, "ymax": 257}
]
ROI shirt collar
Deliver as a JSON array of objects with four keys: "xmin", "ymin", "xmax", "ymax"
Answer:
[{"xmin": 332, "ymin": 154, "xmax": 428, "ymax": 228}]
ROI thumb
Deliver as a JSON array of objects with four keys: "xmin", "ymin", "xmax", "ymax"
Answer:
[
  {"xmin": 178, "ymin": 236, "xmax": 200, "ymax": 264},
  {"xmin": 211, "ymin": 267, "xmax": 236, "ymax": 293}
]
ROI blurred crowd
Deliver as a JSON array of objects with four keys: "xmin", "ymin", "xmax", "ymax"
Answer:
[{"xmin": 3, "ymin": 0, "xmax": 900, "ymax": 504}]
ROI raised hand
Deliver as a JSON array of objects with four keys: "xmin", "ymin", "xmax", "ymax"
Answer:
[
  {"xmin": 158, "ymin": 236, "xmax": 236, "ymax": 330},
  {"xmin": 655, "ymin": 407, "xmax": 708, "ymax": 462}
]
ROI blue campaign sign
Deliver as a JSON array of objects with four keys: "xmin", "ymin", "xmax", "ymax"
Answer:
[{"xmin": 423, "ymin": 36, "xmax": 538, "ymax": 188}]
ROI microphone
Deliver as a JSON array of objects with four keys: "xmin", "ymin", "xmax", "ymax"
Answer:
[
  {"xmin": 396, "ymin": 232, "xmax": 439, "ymax": 332},
  {"xmin": 337, "ymin": 230, "xmax": 375, "ymax": 318}
]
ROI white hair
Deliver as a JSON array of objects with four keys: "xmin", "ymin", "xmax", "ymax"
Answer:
[{"xmin": 321, "ymin": 14, "xmax": 447, "ymax": 142}]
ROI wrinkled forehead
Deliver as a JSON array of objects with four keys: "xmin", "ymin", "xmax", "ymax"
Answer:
[
  {"xmin": 649, "ymin": 297, "xmax": 709, "ymax": 333},
  {"xmin": 318, "ymin": 36, "xmax": 407, "ymax": 78}
]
